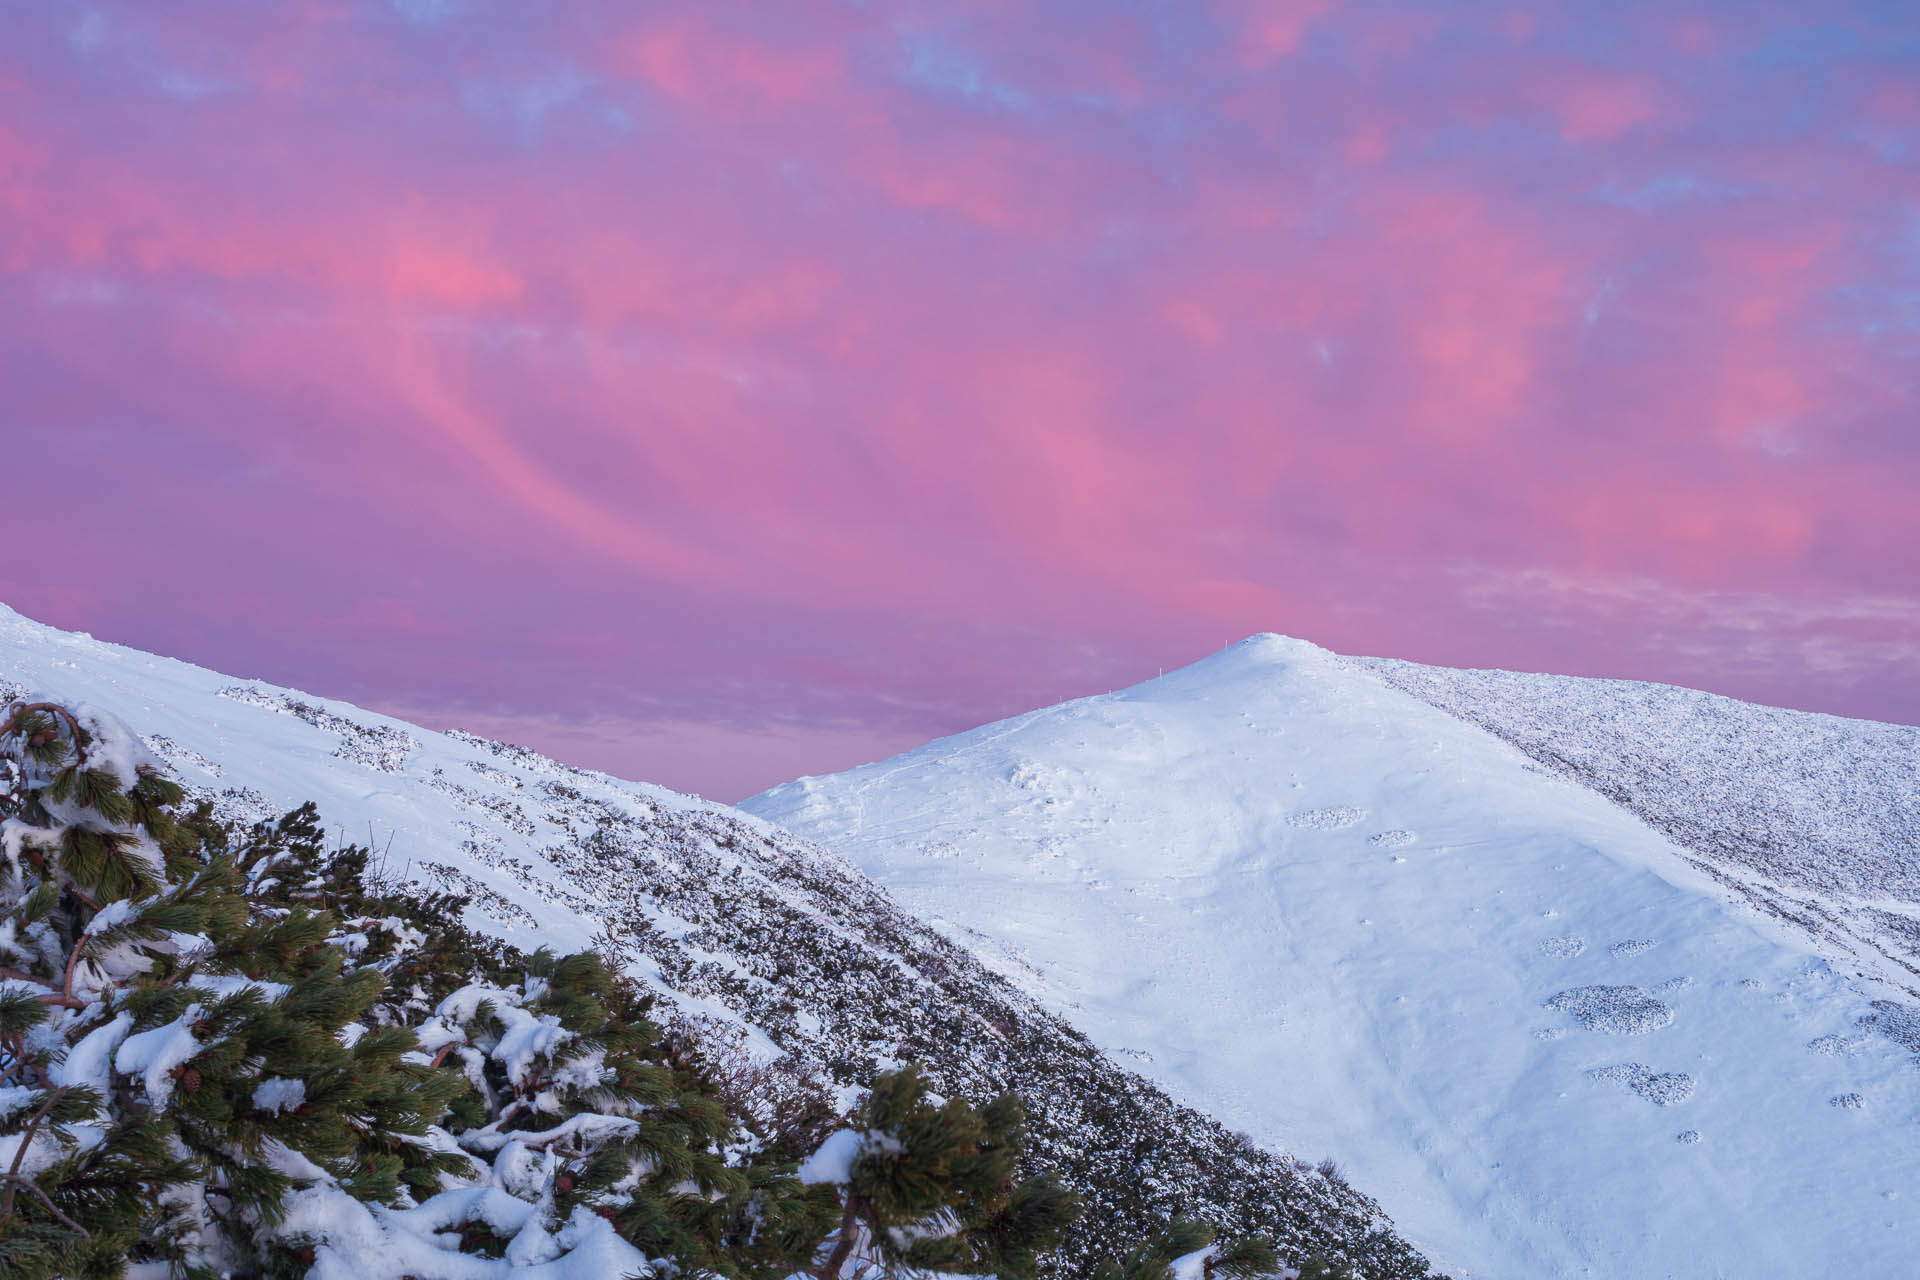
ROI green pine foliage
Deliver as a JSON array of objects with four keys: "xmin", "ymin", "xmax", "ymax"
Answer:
[
  {"xmin": 0, "ymin": 698, "xmax": 1322, "ymax": 1279},
  {"xmin": 1090, "ymin": 1219, "xmax": 1279, "ymax": 1280},
  {"xmin": 803, "ymin": 1063, "xmax": 1081, "ymax": 1280},
  {"xmin": 1294, "ymin": 1257, "xmax": 1358, "ymax": 1280}
]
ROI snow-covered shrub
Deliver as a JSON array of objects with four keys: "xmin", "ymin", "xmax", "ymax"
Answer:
[
  {"xmin": 0, "ymin": 702, "xmax": 482, "ymax": 1278},
  {"xmin": 1086, "ymin": 1219, "xmax": 1278, "ymax": 1280},
  {"xmin": 0, "ymin": 703, "xmax": 961, "ymax": 1280},
  {"xmin": 0, "ymin": 701, "xmax": 826, "ymax": 1278},
  {"xmin": 664, "ymin": 1017, "xmax": 840, "ymax": 1166},
  {"xmin": 0, "ymin": 698, "xmax": 1289, "ymax": 1280},
  {"xmin": 796, "ymin": 1064, "xmax": 1080, "ymax": 1280}
]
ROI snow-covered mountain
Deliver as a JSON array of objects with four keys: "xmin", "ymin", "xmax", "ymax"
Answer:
[
  {"xmin": 1359, "ymin": 657, "xmax": 1920, "ymax": 1001},
  {"xmin": 0, "ymin": 606, "xmax": 1435, "ymax": 1277},
  {"xmin": 745, "ymin": 636, "xmax": 1920, "ymax": 1280}
]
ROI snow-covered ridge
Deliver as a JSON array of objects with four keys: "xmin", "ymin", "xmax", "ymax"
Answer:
[
  {"xmin": 745, "ymin": 635, "xmax": 1920, "ymax": 1280},
  {"xmin": 0, "ymin": 607, "xmax": 1434, "ymax": 1276},
  {"xmin": 1360, "ymin": 656, "xmax": 1920, "ymax": 1006}
]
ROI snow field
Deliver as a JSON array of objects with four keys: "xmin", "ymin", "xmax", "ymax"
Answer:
[{"xmin": 747, "ymin": 635, "xmax": 1920, "ymax": 1280}]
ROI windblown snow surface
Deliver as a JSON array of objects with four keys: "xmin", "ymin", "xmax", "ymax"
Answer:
[
  {"xmin": 1358, "ymin": 657, "xmax": 1920, "ymax": 1002},
  {"xmin": 0, "ymin": 606, "xmax": 1434, "ymax": 1276},
  {"xmin": 746, "ymin": 636, "xmax": 1920, "ymax": 1280}
]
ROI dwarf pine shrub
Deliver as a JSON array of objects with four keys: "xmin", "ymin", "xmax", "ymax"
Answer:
[{"xmin": 0, "ymin": 696, "xmax": 1287, "ymax": 1280}]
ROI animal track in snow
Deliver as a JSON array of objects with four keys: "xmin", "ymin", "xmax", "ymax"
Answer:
[
  {"xmin": 1538, "ymin": 937, "xmax": 1587, "ymax": 959},
  {"xmin": 1653, "ymin": 976, "xmax": 1693, "ymax": 995},
  {"xmin": 1368, "ymin": 829, "xmax": 1417, "ymax": 848},
  {"xmin": 1588, "ymin": 1063, "xmax": 1695, "ymax": 1105},
  {"xmin": 1546, "ymin": 986, "xmax": 1676, "ymax": 1035},
  {"xmin": 1676, "ymin": 1130, "xmax": 1702, "ymax": 1144},
  {"xmin": 1609, "ymin": 939, "xmax": 1657, "ymax": 957},
  {"xmin": 1287, "ymin": 806, "xmax": 1368, "ymax": 831},
  {"xmin": 1831, "ymin": 1093, "xmax": 1867, "ymax": 1110}
]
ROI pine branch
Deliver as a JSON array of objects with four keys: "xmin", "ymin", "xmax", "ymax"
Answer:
[
  {"xmin": 817, "ymin": 1191, "xmax": 866, "ymax": 1280},
  {"xmin": 0, "ymin": 1086, "xmax": 68, "ymax": 1225},
  {"xmin": 0, "ymin": 702, "xmax": 88, "ymax": 766},
  {"xmin": 0, "ymin": 1172, "xmax": 88, "ymax": 1237},
  {"xmin": 0, "ymin": 968, "xmax": 82, "ymax": 1010},
  {"xmin": 60, "ymin": 932, "xmax": 89, "ymax": 1007}
]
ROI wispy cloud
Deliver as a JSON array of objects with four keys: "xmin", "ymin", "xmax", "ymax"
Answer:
[{"xmin": 0, "ymin": 0, "xmax": 1914, "ymax": 793}]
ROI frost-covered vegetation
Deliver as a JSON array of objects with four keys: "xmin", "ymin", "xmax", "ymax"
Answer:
[
  {"xmin": 0, "ymin": 604, "xmax": 1436, "ymax": 1280},
  {"xmin": 0, "ymin": 696, "xmax": 1335, "ymax": 1280}
]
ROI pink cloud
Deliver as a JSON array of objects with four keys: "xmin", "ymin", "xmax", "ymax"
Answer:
[
  {"xmin": 613, "ymin": 18, "xmax": 848, "ymax": 116},
  {"xmin": 1227, "ymin": 0, "xmax": 1338, "ymax": 65},
  {"xmin": 0, "ymin": 0, "xmax": 1912, "ymax": 797},
  {"xmin": 1495, "ymin": 10, "xmax": 1541, "ymax": 44},
  {"xmin": 1340, "ymin": 113, "xmax": 1396, "ymax": 164},
  {"xmin": 1664, "ymin": 16, "xmax": 1724, "ymax": 57},
  {"xmin": 1527, "ymin": 62, "xmax": 1673, "ymax": 142},
  {"xmin": 385, "ymin": 244, "xmax": 524, "ymax": 306},
  {"xmin": 1870, "ymin": 83, "xmax": 1920, "ymax": 120}
]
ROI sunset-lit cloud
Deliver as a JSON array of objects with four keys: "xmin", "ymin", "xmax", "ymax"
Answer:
[{"xmin": 1, "ymin": 0, "xmax": 1914, "ymax": 797}]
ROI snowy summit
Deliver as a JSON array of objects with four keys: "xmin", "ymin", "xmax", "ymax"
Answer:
[{"xmin": 746, "ymin": 635, "xmax": 1920, "ymax": 1279}]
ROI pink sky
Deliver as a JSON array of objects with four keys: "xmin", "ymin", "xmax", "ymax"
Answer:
[{"xmin": 3, "ymin": 1, "xmax": 1915, "ymax": 798}]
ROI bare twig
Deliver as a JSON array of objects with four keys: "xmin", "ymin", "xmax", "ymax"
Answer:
[
  {"xmin": 816, "ymin": 1193, "xmax": 866, "ymax": 1280},
  {"xmin": 0, "ymin": 1171, "xmax": 89, "ymax": 1235},
  {"xmin": 0, "ymin": 967, "xmax": 83, "ymax": 1009},
  {"xmin": 62, "ymin": 931, "xmax": 91, "ymax": 1005},
  {"xmin": 0, "ymin": 1085, "xmax": 68, "ymax": 1223}
]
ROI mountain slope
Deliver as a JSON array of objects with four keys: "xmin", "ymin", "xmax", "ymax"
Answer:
[
  {"xmin": 745, "ymin": 636, "xmax": 1920, "ymax": 1280},
  {"xmin": 1359, "ymin": 656, "xmax": 1920, "ymax": 1003},
  {"xmin": 0, "ymin": 606, "xmax": 1434, "ymax": 1277}
]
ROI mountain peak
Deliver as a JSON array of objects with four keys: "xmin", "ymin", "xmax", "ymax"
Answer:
[{"xmin": 746, "ymin": 647, "xmax": 1920, "ymax": 1279}]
